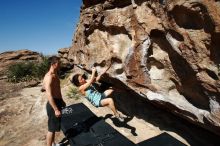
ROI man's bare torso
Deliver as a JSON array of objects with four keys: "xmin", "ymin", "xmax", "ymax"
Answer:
[{"xmin": 43, "ymin": 72, "xmax": 62, "ymax": 99}]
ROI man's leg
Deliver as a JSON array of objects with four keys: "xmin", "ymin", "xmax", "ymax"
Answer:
[{"xmin": 47, "ymin": 131, "xmax": 55, "ymax": 146}]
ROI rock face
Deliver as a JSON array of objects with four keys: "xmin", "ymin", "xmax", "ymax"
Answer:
[
  {"xmin": 0, "ymin": 50, "xmax": 42, "ymax": 76},
  {"xmin": 58, "ymin": 47, "xmax": 74, "ymax": 72},
  {"xmin": 61, "ymin": 0, "xmax": 220, "ymax": 135}
]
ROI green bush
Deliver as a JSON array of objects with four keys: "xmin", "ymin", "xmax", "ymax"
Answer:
[
  {"xmin": 32, "ymin": 56, "xmax": 50, "ymax": 79},
  {"xmin": 7, "ymin": 56, "xmax": 50, "ymax": 82},
  {"xmin": 66, "ymin": 86, "xmax": 81, "ymax": 100},
  {"xmin": 7, "ymin": 62, "xmax": 34, "ymax": 82}
]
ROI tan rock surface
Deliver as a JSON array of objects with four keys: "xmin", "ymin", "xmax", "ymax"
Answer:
[
  {"xmin": 60, "ymin": 0, "xmax": 220, "ymax": 136},
  {"xmin": 0, "ymin": 50, "xmax": 42, "ymax": 76}
]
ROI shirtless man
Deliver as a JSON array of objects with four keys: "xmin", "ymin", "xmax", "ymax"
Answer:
[{"xmin": 42, "ymin": 56, "xmax": 66, "ymax": 146}]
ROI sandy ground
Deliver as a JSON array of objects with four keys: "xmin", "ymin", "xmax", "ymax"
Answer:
[{"xmin": 0, "ymin": 82, "xmax": 220, "ymax": 146}]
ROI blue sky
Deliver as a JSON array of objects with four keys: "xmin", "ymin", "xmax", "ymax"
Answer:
[{"xmin": 0, "ymin": 0, "xmax": 82, "ymax": 55}]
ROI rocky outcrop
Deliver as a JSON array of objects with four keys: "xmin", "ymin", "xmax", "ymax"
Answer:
[
  {"xmin": 58, "ymin": 47, "xmax": 74, "ymax": 72},
  {"xmin": 60, "ymin": 0, "xmax": 220, "ymax": 136},
  {"xmin": 0, "ymin": 50, "xmax": 42, "ymax": 76}
]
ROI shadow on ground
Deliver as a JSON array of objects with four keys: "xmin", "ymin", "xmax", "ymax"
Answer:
[
  {"xmin": 137, "ymin": 132, "xmax": 186, "ymax": 146},
  {"xmin": 99, "ymin": 78, "xmax": 220, "ymax": 146},
  {"xmin": 103, "ymin": 114, "xmax": 137, "ymax": 136},
  {"xmin": 60, "ymin": 103, "xmax": 187, "ymax": 146}
]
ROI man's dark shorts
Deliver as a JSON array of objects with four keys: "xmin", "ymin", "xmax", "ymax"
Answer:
[{"xmin": 46, "ymin": 98, "xmax": 65, "ymax": 132}]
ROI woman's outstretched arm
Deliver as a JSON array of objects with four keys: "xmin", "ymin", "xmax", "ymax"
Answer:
[
  {"xmin": 79, "ymin": 67, "xmax": 96, "ymax": 92},
  {"xmin": 96, "ymin": 63, "xmax": 112, "ymax": 82}
]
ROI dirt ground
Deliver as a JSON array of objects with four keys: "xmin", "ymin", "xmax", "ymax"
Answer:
[{"xmin": 0, "ymin": 80, "xmax": 220, "ymax": 146}]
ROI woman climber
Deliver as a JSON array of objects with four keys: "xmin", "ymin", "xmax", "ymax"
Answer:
[{"xmin": 70, "ymin": 63, "xmax": 124, "ymax": 122}]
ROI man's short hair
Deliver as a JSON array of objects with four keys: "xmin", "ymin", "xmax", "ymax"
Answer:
[{"xmin": 48, "ymin": 56, "xmax": 60, "ymax": 65}]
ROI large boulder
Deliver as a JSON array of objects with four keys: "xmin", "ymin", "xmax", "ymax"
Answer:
[{"xmin": 61, "ymin": 0, "xmax": 220, "ymax": 136}]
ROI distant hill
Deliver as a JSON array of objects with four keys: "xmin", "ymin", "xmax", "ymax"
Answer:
[{"xmin": 0, "ymin": 49, "xmax": 42, "ymax": 77}]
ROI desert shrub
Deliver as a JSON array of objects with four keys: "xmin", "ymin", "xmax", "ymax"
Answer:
[
  {"xmin": 7, "ymin": 56, "xmax": 50, "ymax": 82},
  {"xmin": 66, "ymin": 86, "xmax": 81, "ymax": 100},
  {"xmin": 7, "ymin": 62, "xmax": 34, "ymax": 82},
  {"xmin": 32, "ymin": 56, "xmax": 50, "ymax": 79}
]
